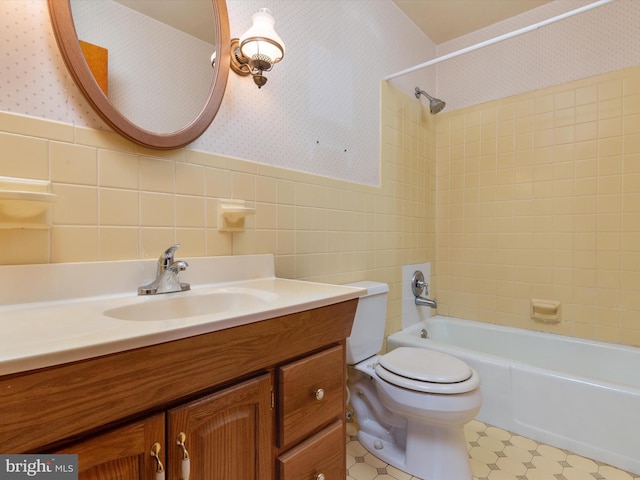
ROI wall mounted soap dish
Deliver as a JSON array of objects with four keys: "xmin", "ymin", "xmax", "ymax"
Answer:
[
  {"xmin": 218, "ymin": 198, "xmax": 256, "ymax": 232},
  {"xmin": 0, "ymin": 176, "xmax": 57, "ymax": 229}
]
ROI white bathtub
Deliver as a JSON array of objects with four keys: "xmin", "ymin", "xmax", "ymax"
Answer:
[{"xmin": 386, "ymin": 315, "xmax": 640, "ymax": 475}]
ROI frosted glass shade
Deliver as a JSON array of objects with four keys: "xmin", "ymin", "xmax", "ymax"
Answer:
[{"xmin": 239, "ymin": 8, "xmax": 285, "ymax": 64}]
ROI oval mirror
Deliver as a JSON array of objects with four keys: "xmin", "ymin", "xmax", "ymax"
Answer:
[{"xmin": 48, "ymin": 0, "xmax": 230, "ymax": 150}]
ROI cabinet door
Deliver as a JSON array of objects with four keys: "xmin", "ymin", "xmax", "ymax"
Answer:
[
  {"xmin": 167, "ymin": 373, "xmax": 273, "ymax": 480},
  {"xmin": 53, "ymin": 413, "xmax": 165, "ymax": 480}
]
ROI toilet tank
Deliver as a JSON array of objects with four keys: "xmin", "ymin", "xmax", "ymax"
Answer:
[{"xmin": 345, "ymin": 281, "xmax": 389, "ymax": 365}]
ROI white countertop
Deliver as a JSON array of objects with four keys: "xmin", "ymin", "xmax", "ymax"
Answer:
[{"xmin": 0, "ymin": 254, "xmax": 364, "ymax": 376}]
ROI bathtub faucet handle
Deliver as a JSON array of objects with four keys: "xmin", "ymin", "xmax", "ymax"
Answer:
[
  {"xmin": 411, "ymin": 270, "xmax": 428, "ymax": 297},
  {"xmin": 412, "ymin": 270, "xmax": 437, "ymax": 309}
]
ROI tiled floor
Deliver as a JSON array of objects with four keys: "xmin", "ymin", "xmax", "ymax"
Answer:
[{"xmin": 346, "ymin": 420, "xmax": 640, "ymax": 480}]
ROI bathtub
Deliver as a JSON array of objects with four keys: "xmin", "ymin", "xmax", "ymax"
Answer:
[{"xmin": 386, "ymin": 315, "xmax": 640, "ymax": 475}]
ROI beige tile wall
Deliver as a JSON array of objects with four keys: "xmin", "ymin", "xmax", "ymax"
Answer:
[
  {"xmin": 4, "ymin": 66, "xmax": 638, "ymax": 347},
  {"xmin": 0, "ymin": 81, "xmax": 436, "ymax": 338},
  {"xmin": 436, "ymin": 65, "xmax": 640, "ymax": 346}
]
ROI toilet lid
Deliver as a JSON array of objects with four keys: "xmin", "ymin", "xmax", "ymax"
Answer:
[{"xmin": 378, "ymin": 347, "xmax": 473, "ymax": 384}]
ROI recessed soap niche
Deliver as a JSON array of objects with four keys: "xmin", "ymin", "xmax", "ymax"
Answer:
[{"xmin": 0, "ymin": 176, "xmax": 57, "ymax": 229}]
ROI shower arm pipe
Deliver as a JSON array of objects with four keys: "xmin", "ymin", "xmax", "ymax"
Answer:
[{"xmin": 384, "ymin": 0, "xmax": 615, "ymax": 81}]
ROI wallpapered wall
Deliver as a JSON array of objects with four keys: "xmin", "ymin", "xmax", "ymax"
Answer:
[
  {"xmin": 1, "ymin": 0, "xmax": 638, "ymax": 234},
  {"xmin": 0, "ymin": 0, "xmax": 437, "ymax": 186},
  {"xmin": 3, "ymin": 1, "xmax": 638, "ymax": 186},
  {"xmin": 433, "ymin": 0, "xmax": 640, "ymax": 112}
]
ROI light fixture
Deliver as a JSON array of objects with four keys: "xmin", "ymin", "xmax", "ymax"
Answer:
[{"xmin": 230, "ymin": 8, "xmax": 285, "ymax": 88}]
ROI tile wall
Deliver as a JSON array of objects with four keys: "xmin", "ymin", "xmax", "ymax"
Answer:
[
  {"xmin": 2, "ymin": 65, "xmax": 639, "ymax": 347},
  {"xmin": 435, "ymin": 65, "xmax": 640, "ymax": 346},
  {"xmin": 0, "ymin": 81, "xmax": 436, "ymax": 338}
]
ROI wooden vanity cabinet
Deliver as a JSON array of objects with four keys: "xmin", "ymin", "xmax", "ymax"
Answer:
[
  {"xmin": 278, "ymin": 420, "xmax": 345, "ymax": 480},
  {"xmin": 1, "ymin": 300, "xmax": 357, "ymax": 480},
  {"xmin": 277, "ymin": 346, "xmax": 347, "ymax": 480},
  {"xmin": 54, "ymin": 374, "xmax": 273, "ymax": 480},
  {"xmin": 166, "ymin": 373, "xmax": 273, "ymax": 480},
  {"xmin": 53, "ymin": 413, "xmax": 165, "ymax": 479}
]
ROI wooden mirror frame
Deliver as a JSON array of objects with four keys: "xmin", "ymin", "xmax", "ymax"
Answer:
[{"xmin": 48, "ymin": 0, "xmax": 230, "ymax": 150}]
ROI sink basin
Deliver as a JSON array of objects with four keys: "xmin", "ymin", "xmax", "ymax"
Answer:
[
  {"xmin": 0, "ymin": 254, "xmax": 367, "ymax": 377},
  {"xmin": 104, "ymin": 287, "xmax": 279, "ymax": 321}
]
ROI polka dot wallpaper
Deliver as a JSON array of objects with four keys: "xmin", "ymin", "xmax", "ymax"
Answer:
[
  {"xmin": 1, "ymin": 0, "xmax": 639, "ymax": 185},
  {"xmin": 196, "ymin": 0, "xmax": 437, "ymax": 186},
  {"xmin": 0, "ymin": 0, "xmax": 102, "ymax": 127},
  {"xmin": 0, "ymin": 0, "xmax": 436, "ymax": 186},
  {"xmin": 434, "ymin": 0, "xmax": 640, "ymax": 112}
]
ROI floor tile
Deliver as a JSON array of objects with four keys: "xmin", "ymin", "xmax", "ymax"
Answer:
[{"xmin": 346, "ymin": 420, "xmax": 640, "ymax": 480}]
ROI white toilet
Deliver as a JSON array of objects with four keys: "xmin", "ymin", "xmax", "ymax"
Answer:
[{"xmin": 346, "ymin": 281, "xmax": 482, "ymax": 480}]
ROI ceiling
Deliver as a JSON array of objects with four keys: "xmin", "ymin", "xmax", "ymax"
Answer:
[
  {"xmin": 392, "ymin": 0, "xmax": 552, "ymax": 44},
  {"xmin": 113, "ymin": 0, "xmax": 553, "ymax": 47},
  {"xmin": 114, "ymin": 0, "xmax": 216, "ymax": 44}
]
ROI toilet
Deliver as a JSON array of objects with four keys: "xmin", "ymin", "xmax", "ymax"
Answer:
[{"xmin": 346, "ymin": 281, "xmax": 482, "ymax": 480}]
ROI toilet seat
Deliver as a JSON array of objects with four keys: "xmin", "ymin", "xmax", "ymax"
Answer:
[{"xmin": 375, "ymin": 347, "xmax": 480, "ymax": 394}]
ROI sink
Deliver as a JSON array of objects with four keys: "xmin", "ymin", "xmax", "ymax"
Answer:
[
  {"xmin": 104, "ymin": 287, "xmax": 279, "ymax": 321},
  {"xmin": 0, "ymin": 254, "xmax": 366, "ymax": 377}
]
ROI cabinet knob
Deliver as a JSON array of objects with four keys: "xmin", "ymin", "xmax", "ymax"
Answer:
[
  {"xmin": 314, "ymin": 388, "xmax": 325, "ymax": 401},
  {"xmin": 315, "ymin": 473, "xmax": 326, "ymax": 480}
]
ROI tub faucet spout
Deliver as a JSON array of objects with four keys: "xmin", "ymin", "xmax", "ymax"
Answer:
[{"xmin": 415, "ymin": 296, "xmax": 437, "ymax": 308}]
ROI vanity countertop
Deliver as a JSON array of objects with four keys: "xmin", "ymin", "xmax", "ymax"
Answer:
[{"xmin": 0, "ymin": 255, "xmax": 364, "ymax": 376}]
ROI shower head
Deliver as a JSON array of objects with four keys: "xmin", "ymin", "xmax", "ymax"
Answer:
[{"xmin": 415, "ymin": 87, "xmax": 446, "ymax": 114}]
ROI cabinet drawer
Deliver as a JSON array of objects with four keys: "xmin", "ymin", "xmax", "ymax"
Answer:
[
  {"xmin": 277, "ymin": 420, "xmax": 345, "ymax": 480},
  {"xmin": 278, "ymin": 345, "xmax": 344, "ymax": 448}
]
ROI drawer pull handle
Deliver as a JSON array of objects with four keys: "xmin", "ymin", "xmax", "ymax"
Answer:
[
  {"xmin": 150, "ymin": 442, "xmax": 165, "ymax": 480},
  {"xmin": 314, "ymin": 388, "xmax": 325, "ymax": 401},
  {"xmin": 315, "ymin": 473, "xmax": 326, "ymax": 480},
  {"xmin": 177, "ymin": 432, "xmax": 191, "ymax": 480}
]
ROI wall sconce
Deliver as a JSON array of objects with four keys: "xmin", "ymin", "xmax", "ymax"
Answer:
[{"xmin": 230, "ymin": 8, "xmax": 285, "ymax": 88}]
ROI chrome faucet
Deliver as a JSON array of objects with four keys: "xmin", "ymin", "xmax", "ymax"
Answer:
[
  {"xmin": 415, "ymin": 295, "xmax": 438, "ymax": 308},
  {"xmin": 138, "ymin": 244, "xmax": 191, "ymax": 295},
  {"xmin": 411, "ymin": 270, "xmax": 437, "ymax": 309}
]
